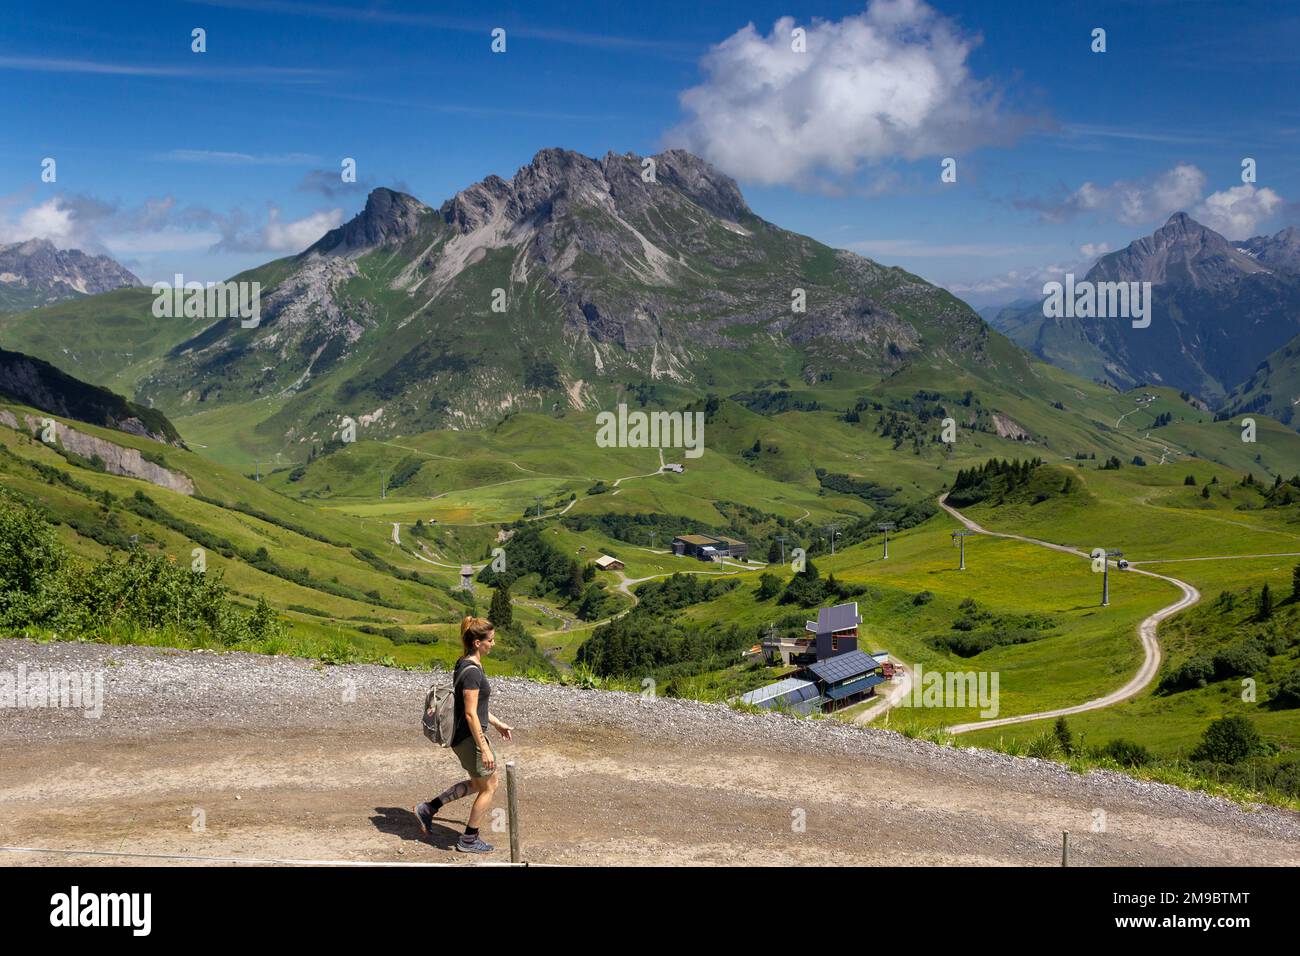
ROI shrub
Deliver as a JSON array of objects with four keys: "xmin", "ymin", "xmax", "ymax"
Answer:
[
  {"xmin": 1098, "ymin": 739, "xmax": 1151, "ymax": 767},
  {"xmin": 1159, "ymin": 655, "xmax": 1215, "ymax": 692},
  {"xmin": 0, "ymin": 489, "xmax": 66, "ymax": 627},
  {"xmin": 1211, "ymin": 640, "xmax": 1268, "ymax": 680},
  {"xmin": 489, "ymin": 583, "xmax": 514, "ymax": 629},
  {"xmin": 1025, "ymin": 732, "xmax": 1060, "ymax": 759},
  {"xmin": 1190, "ymin": 716, "xmax": 1260, "ymax": 764},
  {"xmin": 0, "ymin": 487, "xmax": 287, "ymax": 647},
  {"xmin": 1258, "ymin": 583, "xmax": 1274, "ymax": 621},
  {"xmin": 1269, "ymin": 672, "xmax": 1300, "ymax": 709}
]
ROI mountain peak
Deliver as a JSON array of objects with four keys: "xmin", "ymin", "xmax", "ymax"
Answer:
[
  {"xmin": 1241, "ymin": 223, "xmax": 1300, "ymax": 274},
  {"xmin": 310, "ymin": 148, "xmax": 755, "ymax": 257},
  {"xmin": 0, "ymin": 238, "xmax": 139, "ymax": 310},
  {"xmin": 8, "ymin": 237, "xmax": 57, "ymax": 255},
  {"xmin": 437, "ymin": 146, "xmax": 752, "ymax": 237},
  {"xmin": 1158, "ymin": 211, "xmax": 1214, "ymax": 239},
  {"xmin": 651, "ymin": 148, "xmax": 750, "ymax": 221},
  {"xmin": 308, "ymin": 187, "xmax": 432, "ymax": 256},
  {"xmin": 1086, "ymin": 211, "xmax": 1265, "ymax": 287}
]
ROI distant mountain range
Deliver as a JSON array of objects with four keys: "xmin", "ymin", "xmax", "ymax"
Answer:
[
  {"xmin": 989, "ymin": 214, "xmax": 1300, "ymax": 408},
  {"xmin": 0, "ymin": 148, "xmax": 1041, "ymax": 452},
  {"xmin": 11, "ymin": 147, "xmax": 1300, "ymax": 453},
  {"xmin": 1241, "ymin": 226, "xmax": 1300, "ymax": 273},
  {"xmin": 0, "ymin": 238, "xmax": 139, "ymax": 312}
]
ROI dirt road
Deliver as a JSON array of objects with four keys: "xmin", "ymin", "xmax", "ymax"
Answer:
[
  {"xmin": 1, "ymin": 639, "xmax": 1296, "ymax": 867},
  {"xmin": 938, "ymin": 496, "xmax": 1199, "ymax": 734}
]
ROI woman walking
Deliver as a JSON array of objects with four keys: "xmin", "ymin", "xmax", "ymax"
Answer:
[{"xmin": 414, "ymin": 616, "xmax": 513, "ymax": 853}]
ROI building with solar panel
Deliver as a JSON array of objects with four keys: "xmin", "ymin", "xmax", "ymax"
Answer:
[
  {"xmin": 736, "ymin": 651, "xmax": 888, "ymax": 715},
  {"xmin": 763, "ymin": 601, "xmax": 862, "ymax": 665},
  {"xmin": 806, "ymin": 650, "xmax": 886, "ymax": 711},
  {"xmin": 804, "ymin": 602, "xmax": 862, "ymax": 659},
  {"xmin": 737, "ymin": 677, "xmax": 826, "ymax": 715},
  {"xmin": 744, "ymin": 602, "xmax": 888, "ymax": 713}
]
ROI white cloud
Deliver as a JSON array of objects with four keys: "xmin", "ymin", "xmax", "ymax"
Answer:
[
  {"xmin": 1022, "ymin": 165, "xmax": 1285, "ymax": 237},
  {"xmin": 1, "ymin": 192, "xmax": 343, "ymax": 260},
  {"xmin": 947, "ymin": 244, "xmax": 1114, "ymax": 305},
  {"xmin": 262, "ymin": 206, "xmax": 343, "ymax": 251},
  {"xmin": 1192, "ymin": 184, "xmax": 1284, "ymax": 238},
  {"xmin": 213, "ymin": 204, "xmax": 342, "ymax": 253},
  {"xmin": 946, "ymin": 262, "xmax": 1071, "ymax": 299},
  {"xmin": 0, "ymin": 197, "xmax": 80, "ymax": 246},
  {"xmin": 667, "ymin": 0, "xmax": 1033, "ymax": 188},
  {"xmin": 1037, "ymin": 164, "xmax": 1207, "ymax": 226},
  {"xmin": 0, "ymin": 55, "xmax": 334, "ymax": 80}
]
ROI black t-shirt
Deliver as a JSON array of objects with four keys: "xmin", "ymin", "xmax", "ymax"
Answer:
[{"xmin": 451, "ymin": 657, "xmax": 490, "ymax": 747}]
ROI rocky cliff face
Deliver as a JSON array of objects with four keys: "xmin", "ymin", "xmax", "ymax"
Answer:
[
  {"xmin": 0, "ymin": 239, "xmax": 139, "ymax": 312},
  {"xmin": 309, "ymin": 188, "xmax": 434, "ymax": 256},
  {"xmin": 0, "ymin": 409, "xmax": 193, "ymax": 495},
  {"xmin": 0, "ymin": 347, "xmax": 182, "ymax": 446}
]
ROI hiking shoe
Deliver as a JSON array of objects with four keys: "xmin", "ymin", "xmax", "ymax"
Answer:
[
  {"xmin": 455, "ymin": 834, "xmax": 494, "ymax": 854},
  {"xmin": 413, "ymin": 803, "xmax": 434, "ymax": 837}
]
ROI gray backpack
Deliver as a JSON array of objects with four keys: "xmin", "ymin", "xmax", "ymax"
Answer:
[{"xmin": 422, "ymin": 661, "xmax": 479, "ymax": 747}]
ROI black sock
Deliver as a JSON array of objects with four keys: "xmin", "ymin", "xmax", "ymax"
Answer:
[{"xmin": 464, "ymin": 825, "xmax": 479, "ymax": 838}]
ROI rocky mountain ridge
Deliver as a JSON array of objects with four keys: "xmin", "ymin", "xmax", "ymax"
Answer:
[
  {"xmin": 0, "ymin": 238, "xmax": 139, "ymax": 312},
  {"xmin": 107, "ymin": 146, "xmax": 1009, "ymax": 443},
  {"xmin": 996, "ymin": 213, "xmax": 1300, "ymax": 405}
]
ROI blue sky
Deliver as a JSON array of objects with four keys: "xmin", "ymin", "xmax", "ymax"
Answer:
[{"xmin": 2, "ymin": 0, "xmax": 1297, "ymax": 304}]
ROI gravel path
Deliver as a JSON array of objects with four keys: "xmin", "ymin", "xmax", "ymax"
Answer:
[
  {"xmin": 2, "ymin": 638, "xmax": 1297, "ymax": 866},
  {"xmin": 939, "ymin": 495, "xmax": 1199, "ymax": 734}
]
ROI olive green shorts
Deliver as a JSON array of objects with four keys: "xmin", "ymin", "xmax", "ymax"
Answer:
[{"xmin": 452, "ymin": 734, "xmax": 494, "ymax": 779}]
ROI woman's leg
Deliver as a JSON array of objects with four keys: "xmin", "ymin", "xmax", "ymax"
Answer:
[
  {"xmin": 429, "ymin": 779, "xmax": 473, "ymax": 810},
  {"xmin": 466, "ymin": 773, "xmax": 499, "ymax": 829}
]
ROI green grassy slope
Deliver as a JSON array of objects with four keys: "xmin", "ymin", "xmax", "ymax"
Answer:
[
  {"xmin": 0, "ymin": 400, "xmax": 487, "ymax": 669},
  {"xmin": 932, "ymin": 465, "xmax": 1300, "ymax": 765}
]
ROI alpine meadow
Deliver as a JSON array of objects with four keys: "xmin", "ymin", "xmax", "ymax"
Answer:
[{"xmin": 1, "ymin": 0, "xmax": 1298, "ymax": 899}]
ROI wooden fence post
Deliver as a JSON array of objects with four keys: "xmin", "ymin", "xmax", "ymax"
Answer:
[{"xmin": 506, "ymin": 761, "xmax": 521, "ymax": 864}]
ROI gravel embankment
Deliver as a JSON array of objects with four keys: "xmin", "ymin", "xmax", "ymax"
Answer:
[{"xmin": 3, "ymin": 637, "xmax": 1299, "ymax": 847}]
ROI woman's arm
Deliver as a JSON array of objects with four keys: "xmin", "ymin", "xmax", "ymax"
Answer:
[
  {"xmin": 462, "ymin": 688, "xmax": 495, "ymax": 769},
  {"xmin": 487, "ymin": 712, "xmax": 513, "ymax": 739}
]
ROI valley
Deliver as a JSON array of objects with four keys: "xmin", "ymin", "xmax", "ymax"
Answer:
[{"xmin": 2, "ymin": 149, "xmax": 1299, "ymax": 816}]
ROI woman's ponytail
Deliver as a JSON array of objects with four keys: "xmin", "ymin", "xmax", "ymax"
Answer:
[{"xmin": 460, "ymin": 615, "xmax": 494, "ymax": 654}]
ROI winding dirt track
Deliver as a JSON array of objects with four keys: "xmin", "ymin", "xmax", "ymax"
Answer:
[{"xmin": 938, "ymin": 495, "xmax": 1200, "ymax": 734}]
